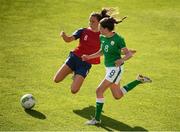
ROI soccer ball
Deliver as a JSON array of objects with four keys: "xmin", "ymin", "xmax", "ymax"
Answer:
[{"xmin": 20, "ymin": 94, "xmax": 36, "ymax": 109}]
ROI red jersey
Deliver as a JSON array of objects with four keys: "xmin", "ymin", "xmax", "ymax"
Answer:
[{"xmin": 72, "ymin": 28, "xmax": 100, "ymax": 64}]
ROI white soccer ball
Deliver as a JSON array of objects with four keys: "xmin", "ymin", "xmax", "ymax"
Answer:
[{"xmin": 20, "ymin": 94, "xmax": 36, "ymax": 109}]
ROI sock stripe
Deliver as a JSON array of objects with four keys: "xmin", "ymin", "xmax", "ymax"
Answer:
[
  {"xmin": 121, "ymin": 87, "xmax": 127, "ymax": 95},
  {"xmin": 96, "ymin": 98, "xmax": 104, "ymax": 103}
]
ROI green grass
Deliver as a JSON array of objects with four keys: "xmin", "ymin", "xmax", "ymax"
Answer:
[{"xmin": 0, "ymin": 0, "xmax": 180, "ymax": 131}]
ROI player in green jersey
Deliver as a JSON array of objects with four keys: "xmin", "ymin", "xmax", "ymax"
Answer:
[
  {"xmin": 82, "ymin": 16, "xmax": 152, "ymax": 125},
  {"xmin": 53, "ymin": 8, "xmax": 135, "ymax": 95}
]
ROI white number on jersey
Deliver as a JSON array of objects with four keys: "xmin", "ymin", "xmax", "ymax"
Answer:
[
  {"xmin": 104, "ymin": 45, "xmax": 109, "ymax": 52},
  {"xmin": 84, "ymin": 35, "xmax": 88, "ymax": 41}
]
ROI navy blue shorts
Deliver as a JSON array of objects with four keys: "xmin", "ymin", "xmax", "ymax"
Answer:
[{"xmin": 65, "ymin": 52, "xmax": 92, "ymax": 78}]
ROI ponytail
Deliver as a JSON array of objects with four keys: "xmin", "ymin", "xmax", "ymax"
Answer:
[
  {"xmin": 100, "ymin": 16, "xmax": 127, "ymax": 31},
  {"xmin": 91, "ymin": 8, "xmax": 111, "ymax": 22},
  {"xmin": 117, "ymin": 16, "xmax": 127, "ymax": 24},
  {"xmin": 100, "ymin": 9, "xmax": 110, "ymax": 19},
  {"xmin": 108, "ymin": 16, "xmax": 127, "ymax": 25},
  {"xmin": 91, "ymin": 7, "xmax": 127, "ymax": 29}
]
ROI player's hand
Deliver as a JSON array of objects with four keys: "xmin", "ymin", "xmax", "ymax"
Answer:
[
  {"xmin": 129, "ymin": 49, "xmax": 136, "ymax": 55},
  {"xmin": 115, "ymin": 59, "xmax": 124, "ymax": 67},
  {"xmin": 81, "ymin": 55, "xmax": 90, "ymax": 61},
  {"xmin": 60, "ymin": 31, "xmax": 66, "ymax": 37},
  {"xmin": 121, "ymin": 49, "xmax": 136, "ymax": 55}
]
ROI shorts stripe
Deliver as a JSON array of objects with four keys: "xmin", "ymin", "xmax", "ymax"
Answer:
[{"xmin": 113, "ymin": 67, "xmax": 121, "ymax": 83}]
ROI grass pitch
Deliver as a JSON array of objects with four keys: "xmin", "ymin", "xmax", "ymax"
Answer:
[{"xmin": 0, "ymin": 0, "xmax": 180, "ymax": 131}]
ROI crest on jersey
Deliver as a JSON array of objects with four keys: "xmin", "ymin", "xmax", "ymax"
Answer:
[{"xmin": 111, "ymin": 41, "xmax": 115, "ymax": 45}]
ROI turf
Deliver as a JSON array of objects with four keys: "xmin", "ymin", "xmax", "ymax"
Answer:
[{"xmin": 0, "ymin": 0, "xmax": 180, "ymax": 131}]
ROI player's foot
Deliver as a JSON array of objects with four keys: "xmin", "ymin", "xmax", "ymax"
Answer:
[
  {"xmin": 85, "ymin": 118, "xmax": 101, "ymax": 125},
  {"xmin": 137, "ymin": 75, "xmax": 152, "ymax": 83}
]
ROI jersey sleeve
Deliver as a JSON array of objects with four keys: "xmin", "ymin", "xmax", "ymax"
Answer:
[
  {"xmin": 72, "ymin": 28, "xmax": 84, "ymax": 40},
  {"xmin": 118, "ymin": 36, "xmax": 126, "ymax": 49}
]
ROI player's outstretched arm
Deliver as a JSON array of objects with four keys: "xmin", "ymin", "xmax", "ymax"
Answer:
[
  {"xmin": 121, "ymin": 49, "xmax": 136, "ymax": 55},
  {"xmin": 60, "ymin": 31, "xmax": 75, "ymax": 43},
  {"xmin": 115, "ymin": 48, "xmax": 133, "ymax": 67},
  {"xmin": 82, "ymin": 50, "xmax": 103, "ymax": 61}
]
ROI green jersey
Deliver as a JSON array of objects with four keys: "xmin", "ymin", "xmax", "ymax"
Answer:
[{"xmin": 100, "ymin": 33, "xmax": 126, "ymax": 67}]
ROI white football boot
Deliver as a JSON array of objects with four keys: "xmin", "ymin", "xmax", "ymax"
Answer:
[
  {"xmin": 85, "ymin": 118, "xmax": 101, "ymax": 125},
  {"xmin": 137, "ymin": 75, "xmax": 152, "ymax": 83}
]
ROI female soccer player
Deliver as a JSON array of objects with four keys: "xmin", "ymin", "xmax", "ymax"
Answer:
[
  {"xmin": 82, "ymin": 16, "xmax": 152, "ymax": 125},
  {"xmin": 53, "ymin": 9, "xmax": 111, "ymax": 94}
]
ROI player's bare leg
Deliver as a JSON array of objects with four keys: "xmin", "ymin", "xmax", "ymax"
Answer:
[
  {"xmin": 110, "ymin": 83, "xmax": 123, "ymax": 100},
  {"xmin": 53, "ymin": 64, "xmax": 72, "ymax": 83},
  {"xmin": 71, "ymin": 74, "xmax": 84, "ymax": 94},
  {"xmin": 96, "ymin": 79, "xmax": 111, "ymax": 98},
  {"xmin": 86, "ymin": 79, "xmax": 111, "ymax": 125}
]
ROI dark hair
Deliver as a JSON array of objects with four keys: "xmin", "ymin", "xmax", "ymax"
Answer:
[
  {"xmin": 100, "ymin": 16, "xmax": 127, "ymax": 31},
  {"xmin": 90, "ymin": 9, "xmax": 110, "ymax": 22}
]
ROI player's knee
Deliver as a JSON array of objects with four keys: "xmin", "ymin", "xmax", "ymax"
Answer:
[
  {"xmin": 53, "ymin": 79, "xmax": 58, "ymax": 83},
  {"xmin": 113, "ymin": 95, "xmax": 123, "ymax": 100},
  {"xmin": 96, "ymin": 87, "xmax": 103, "ymax": 96},
  {"xmin": 96, "ymin": 88, "xmax": 100, "ymax": 94},
  {"xmin": 71, "ymin": 86, "xmax": 80, "ymax": 94},
  {"xmin": 53, "ymin": 77, "xmax": 63, "ymax": 83},
  {"xmin": 71, "ymin": 88, "xmax": 79, "ymax": 94}
]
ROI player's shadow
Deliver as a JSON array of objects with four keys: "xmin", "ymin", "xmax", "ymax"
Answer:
[
  {"xmin": 73, "ymin": 106, "xmax": 147, "ymax": 131},
  {"xmin": 25, "ymin": 109, "xmax": 46, "ymax": 120}
]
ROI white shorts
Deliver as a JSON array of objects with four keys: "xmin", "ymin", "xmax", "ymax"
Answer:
[{"xmin": 105, "ymin": 66, "xmax": 123, "ymax": 85}]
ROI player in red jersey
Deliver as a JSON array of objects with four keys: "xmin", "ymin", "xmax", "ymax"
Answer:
[{"xmin": 53, "ymin": 9, "xmax": 110, "ymax": 94}]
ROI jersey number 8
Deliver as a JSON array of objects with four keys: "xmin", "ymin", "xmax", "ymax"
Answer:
[{"xmin": 109, "ymin": 70, "xmax": 115, "ymax": 78}]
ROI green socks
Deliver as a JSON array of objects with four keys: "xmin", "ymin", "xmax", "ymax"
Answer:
[
  {"xmin": 95, "ymin": 98, "xmax": 104, "ymax": 121},
  {"xmin": 121, "ymin": 80, "xmax": 141, "ymax": 94},
  {"xmin": 94, "ymin": 80, "xmax": 141, "ymax": 121}
]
